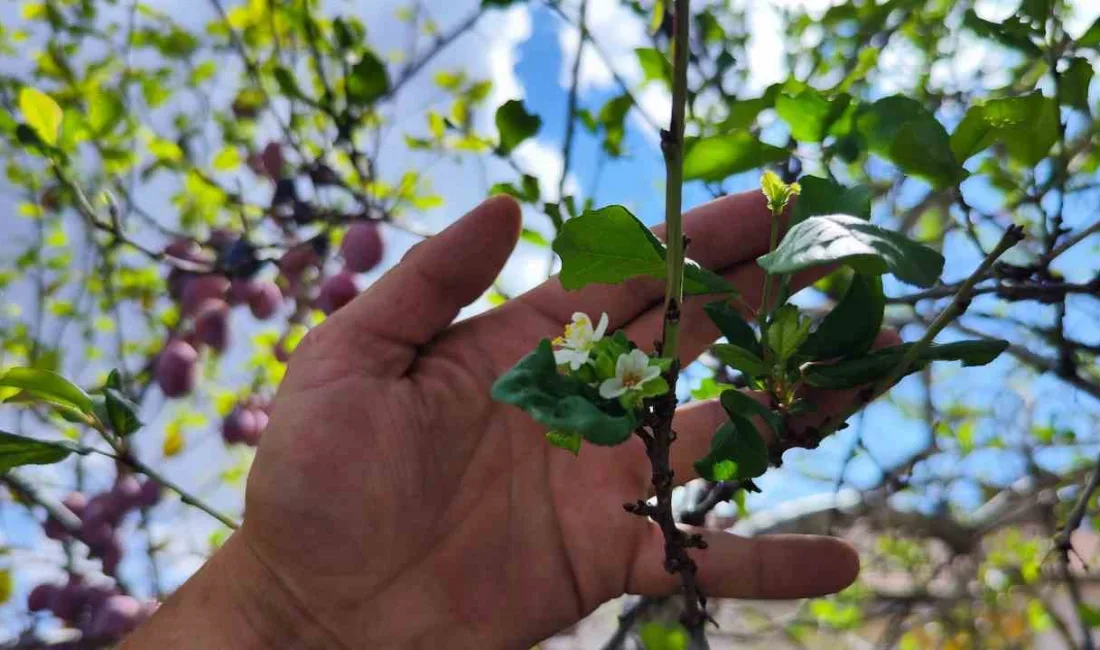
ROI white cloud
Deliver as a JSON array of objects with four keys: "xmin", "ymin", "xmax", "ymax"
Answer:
[
  {"xmin": 556, "ymin": 1, "xmax": 647, "ymax": 92},
  {"xmin": 484, "ymin": 6, "xmax": 534, "ymax": 109}
]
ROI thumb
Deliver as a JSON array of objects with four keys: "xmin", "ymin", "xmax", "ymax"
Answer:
[{"xmin": 320, "ymin": 196, "xmax": 522, "ymax": 377}]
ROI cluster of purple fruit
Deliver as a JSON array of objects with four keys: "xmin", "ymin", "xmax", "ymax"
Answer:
[
  {"xmin": 157, "ymin": 235, "xmax": 285, "ymax": 399},
  {"xmin": 43, "ymin": 476, "xmax": 161, "ymax": 576},
  {"xmin": 155, "ymin": 143, "xmax": 386, "ymax": 400},
  {"xmin": 27, "ymin": 574, "xmax": 158, "ymax": 645},
  {"xmin": 221, "ymin": 396, "xmax": 272, "ymax": 447}
]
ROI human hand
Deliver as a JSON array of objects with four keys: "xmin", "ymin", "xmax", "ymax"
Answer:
[{"xmin": 126, "ymin": 193, "xmax": 887, "ymax": 649}]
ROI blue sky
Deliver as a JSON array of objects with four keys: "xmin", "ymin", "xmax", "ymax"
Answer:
[{"xmin": 2, "ymin": 0, "xmax": 1100, "ymax": 641}]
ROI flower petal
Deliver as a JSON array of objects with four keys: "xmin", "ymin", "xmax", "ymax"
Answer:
[
  {"xmin": 599, "ymin": 378, "xmax": 626, "ymax": 399},
  {"xmin": 593, "ymin": 313, "xmax": 609, "ymax": 340}
]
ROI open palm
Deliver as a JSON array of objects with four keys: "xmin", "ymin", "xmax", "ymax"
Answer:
[{"xmin": 229, "ymin": 194, "xmax": 872, "ymax": 649}]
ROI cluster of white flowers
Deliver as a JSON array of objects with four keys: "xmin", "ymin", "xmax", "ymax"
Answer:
[{"xmin": 552, "ymin": 312, "xmax": 662, "ymax": 401}]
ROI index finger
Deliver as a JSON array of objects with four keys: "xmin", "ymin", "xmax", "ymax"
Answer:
[{"xmin": 510, "ymin": 191, "xmax": 777, "ymax": 330}]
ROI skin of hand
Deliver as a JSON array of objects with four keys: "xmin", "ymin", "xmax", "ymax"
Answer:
[{"xmin": 124, "ymin": 192, "xmax": 898, "ymax": 650}]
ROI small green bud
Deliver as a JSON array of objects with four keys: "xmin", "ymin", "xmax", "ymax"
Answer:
[{"xmin": 760, "ymin": 170, "xmax": 801, "ymax": 216}]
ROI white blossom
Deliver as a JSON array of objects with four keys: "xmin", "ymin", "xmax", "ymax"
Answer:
[
  {"xmin": 599, "ymin": 349, "xmax": 661, "ymax": 399},
  {"xmin": 552, "ymin": 312, "xmax": 609, "ymax": 370}
]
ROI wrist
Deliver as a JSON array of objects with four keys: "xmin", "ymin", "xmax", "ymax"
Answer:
[{"xmin": 123, "ymin": 527, "xmax": 337, "ymax": 650}]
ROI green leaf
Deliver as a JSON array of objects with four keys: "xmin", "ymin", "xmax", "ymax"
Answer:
[
  {"xmin": 757, "ymin": 214, "xmax": 945, "ymax": 288},
  {"xmin": 858, "ymin": 96, "xmax": 964, "ymax": 189},
  {"xmin": 596, "ymin": 94, "xmax": 633, "ymax": 157},
  {"xmin": 0, "ymin": 430, "xmax": 74, "ymax": 473},
  {"xmin": 1019, "ymin": 0, "xmax": 1050, "ymax": 26},
  {"xmin": 0, "ymin": 367, "xmax": 93, "ymax": 416},
  {"xmin": 648, "ymin": 0, "xmax": 667, "ymax": 35},
  {"xmin": 347, "ymin": 51, "xmax": 391, "ymax": 105},
  {"xmin": 520, "ymin": 228, "xmax": 550, "ymax": 247},
  {"xmin": 721, "ymin": 389, "xmax": 781, "ymax": 435},
  {"xmin": 802, "ymin": 273, "xmax": 884, "ymax": 360},
  {"xmin": 19, "ymin": 87, "xmax": 62, "ymax": 147},
  {"xmin": 682, "ymin": 133, "xmax": 788, "ymax": 183},
  {"xmin": 801, "ymin": 340, "xmax": 1009, "ymax": 389},
  {"xmin": 792, "ymin": 176, "xmax": 871, "ymax": 225},
  {"xmin": 1059, "ymin": 58, "xmax": 1093, "ymax": 112},
  {"xmin": 104, "ymin": 370, "xmax": 141, "ymax": 437},
  {"xmin": 332, "ymin": 17, "xmax": 360, "ymax": 51},
  {"xmin": 950, "ymin": 93, "xmax": 1059, "ymax": 166},
  {"xmin": 495, "ymin": 99, "xmax": 542, "ymax": 155},
  {"xmin": 691, "ymin": 378, "xmax": 734, "ymax": 400},
  {"xmin": 694, "ymin": 416, "xmax": 769, "ymax": 481},
  {"xmin": 212, "ymin": 146, "xmax": 242, "ymax": 171},
  {"xmin": 1080, "ymin": 603, "xmax": 1100, "ymax": 627},
  {"xmin": 552, "ymin": 205, "xmax": 732, "ymax": 295},
  {"xmin": 87, "ymin": 91, "xmax": 124, "ymax": 135},
  {"xmin": 963, "ymin": 10, "xmax": 1042, "ymax": 56},
  {"xmin": 635, "ymin": 48, "xmax": 671, "ymax": 86},
  {"xmin": 711, "ymin": 344, "xmax": 769, "ymax": 378},
  {"xmin": 273, "ymin": 66, "xmax": 304, "ymax": 100},
  {"xmin": 491, "ymin": 340, "xmax": 636, "ymax": 446},
  {"xmin": 703, "ymin": 300, "xmax": 762, "ymax": 356},
  {"xmin": 545, "ymin": 430, "xmax": 582, "ymax": 455},
  {"xmin": 767, "ymin": 304, "xmax": 812, "ymax": 363},
  {"xmin": 775, "ymin": 90, "xmax": 850, "ymax": 142}
]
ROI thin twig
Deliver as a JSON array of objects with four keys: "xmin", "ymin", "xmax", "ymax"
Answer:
[
  {"xmin": 1, "ymin": 472, "xmax": 82, "ymax": 535},
  {"xmin": 1054, "ymin": 451, "xmax": 1100, "ymax": 554},
  {"xmin": 875, "ymin": 225, "xmax": 1026, "ymax": 393},
  {"xmin": 386, "ymin": 8, "xmax": 486, "ymax": 100},
  {"xmin": 637, "ymin": 0, "xmax": 710, "ymax": 634},
  {"xmin": 558, "ymin": 0, "xmax": 589, "ymax": 202}
]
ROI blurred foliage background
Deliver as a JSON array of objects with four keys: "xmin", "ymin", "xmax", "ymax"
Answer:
[{"xmin": 0, "ymin": 0, "xmax": 1098, "ymax": 647}]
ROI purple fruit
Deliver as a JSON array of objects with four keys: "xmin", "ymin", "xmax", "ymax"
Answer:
[
  {"xmin": 82, "ymin": 494, "xmax": 120, "ymax": 529},
  {"xmin": 82, "ymin": 584, "xmax": 117, "ymax": 609},
  {"xmin": 163, "ymin": 238, "xmax": 198, "ymax": 261},
  {"xmin": 62, "ymin": 492, "xmax": 88, "ymax": 517},
  {"xmin": 260, "ymin": 142, "xmax": 284, "ymax": 179},
  {"xmin": 194, "ymin": 299, "xmax": 230, "ymax": 352},
  {"xmin": 50, "ymin": 583, "xmax": 82, "ymax": 621},
  {"xmin": 44, "ymin": 517, "xmax": 70, "ymax": 540},
  {"xmin": 242, "ymin": 408, "xmax": 268, "ymax": 446},
  {"xmin": 88, "ymin": 595, "xmax": 142, "ymax": 639},
  {"xmin": 317, "ymin": 271, "xmax": 359, "ymax": 315},
  {"xmin": 166, "ymin": 269, "xmax": 193, "ymax": 302},
  {"xmin": 136, "ymin": 480, "xmax": 162, "ymax": 509},
  {"xmin": 27, "ymin": 584, "xmax": 59, "ymax": 612},
  {"xmin": 340, "ymin": 222, "xmax": 384, "ymax": 273},
  {"xmin": 98, "ymin": 538, "xmax": 122, "ymax": 575},
  {"xmin": 180, "ymin": 274, "xmax": 229, "ymax": 316},
  {"xmin": 112, "ymin": 475, "xmax": 142, "ymax": 509},
  {"xmin": 80, "ymin": 519, "xmax": 114, "ymax": 549},
  {"xmin": 155, "ymin": 339, "xmax": 198, "ymax": 398},
  {"xmin": 279, "ymin": 245, "xmax": 316, "ymax": 279},
  {"xmin": 227, "ymin": 279, "xmax": 252, "ymax": 305},
  {"xmin": 247, "ymin": 281, "xmax": 282, "ymax": 320},
  {"xmin": 222, "ymin": 407, "xmax": 259, "ymax": 445}
]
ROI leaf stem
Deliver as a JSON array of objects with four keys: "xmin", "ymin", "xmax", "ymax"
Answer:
[
  {"xmin": 660, "ymin": 0, "xmax": 690, "ymax": 360},
  {"xmin": 759, "ymin": 216, "xmax": 780, "ymax": 323}
]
